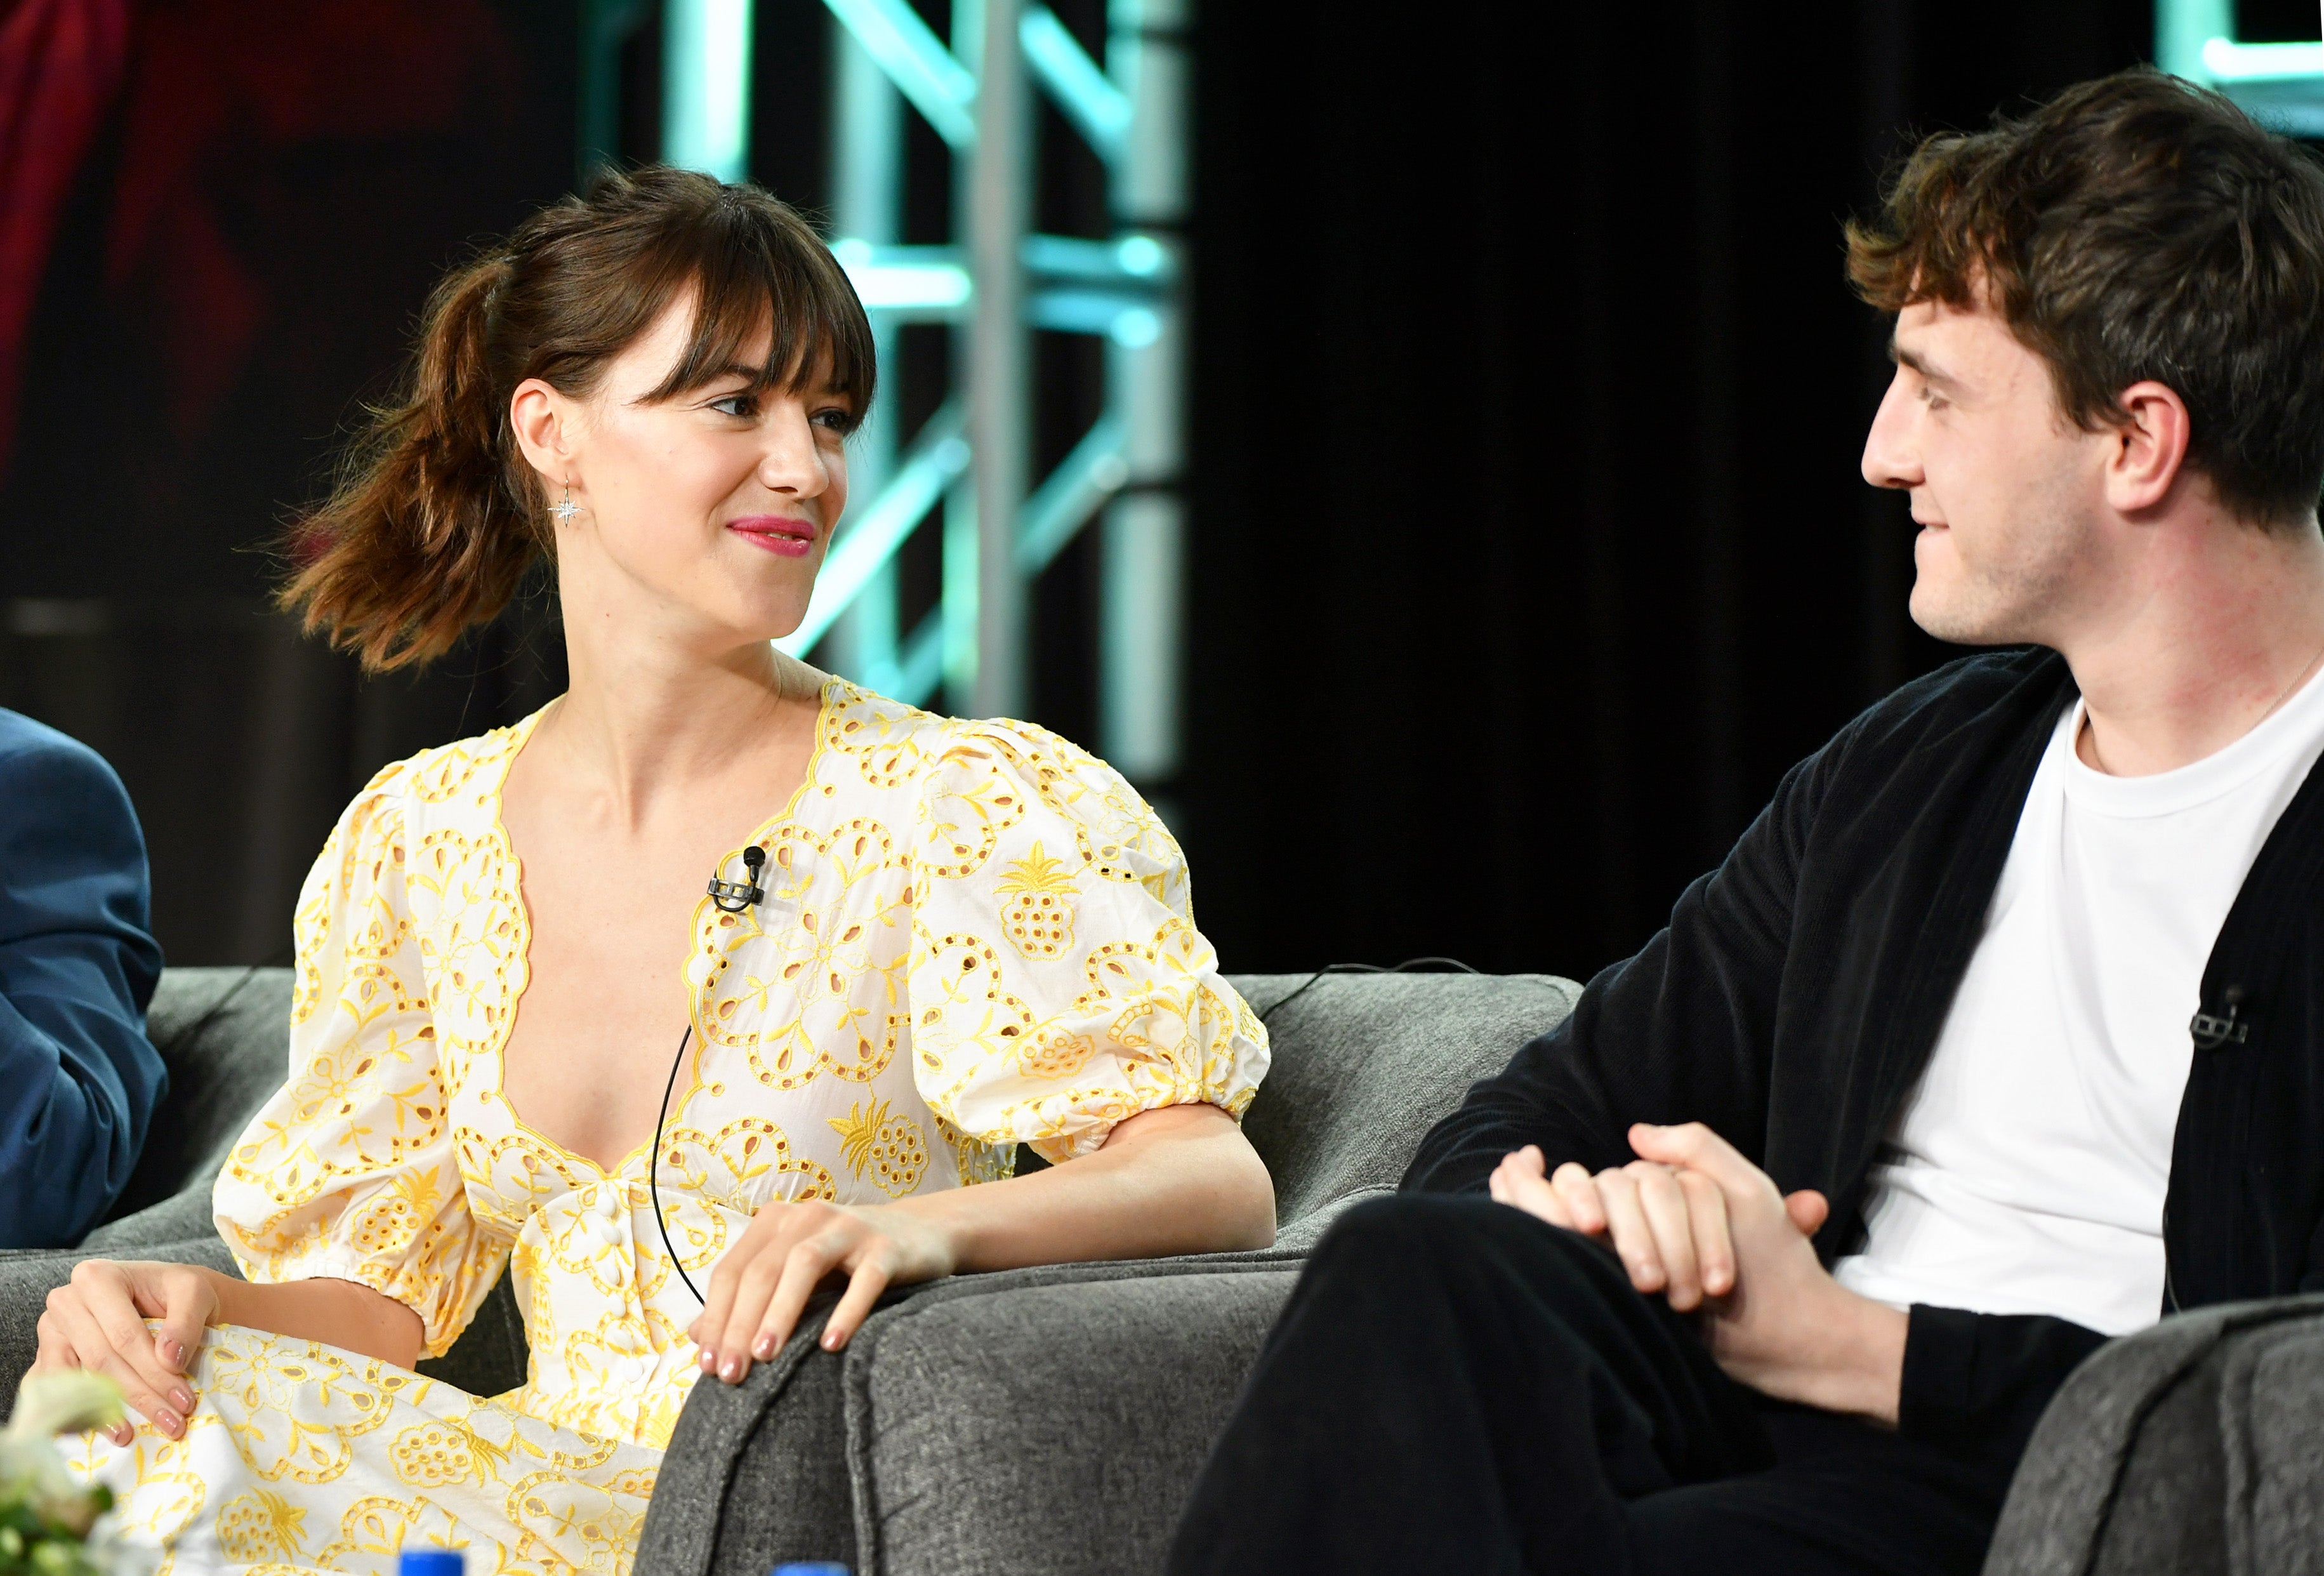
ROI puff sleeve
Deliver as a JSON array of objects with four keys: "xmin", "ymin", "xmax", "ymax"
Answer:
[
  {"xmin": 212, "ymin": 769, "xmax": 510, "ymax": 1358},
  {"xmin": 906, "ymin": 720, "xmax": 1269, "ymax": 1163}
]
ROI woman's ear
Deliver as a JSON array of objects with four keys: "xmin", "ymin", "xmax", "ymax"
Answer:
[
  {"xmin": 509, "ymin": 378, "xmax": 577, "ymax": 491},
  {"xmin": 2106, "ymin": 379, "xmax": 2193, "ymax": 517}
]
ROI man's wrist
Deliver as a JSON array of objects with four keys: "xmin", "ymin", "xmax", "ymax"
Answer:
[{"xmin": 1797, "ymin": 1288, "xmax": 1906, "ymax": 1426}]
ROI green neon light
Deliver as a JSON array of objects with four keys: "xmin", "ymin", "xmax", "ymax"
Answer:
[
  {"xmin": 832, "ymin": 236, "xmax": 1169, "ymax": 325},
  {"xmin": 1020, "ymin": 6, "xmax": 1129, "ymax": 161},
  {"xmin": 863, "ymin": 613, "xmax": 946, "ymax": 706},
  {"xmin": 822, "ymin": 0, "xmax": 979, "ymax": 150},
  {"xmin": 2155, "ymin": 0, "xmax": 2233, "ymax": 79},
  {"xmin": 2200, "ymin": 38, "xmax": 2324, "ymax": 81},
  {"xmin": 664, "ymin": 0, "xmax": 754, "ymax": 182},
  {"xmin": 2153, "ymin": 0, "xmax": 2324, "ymax": 138},
  {"xmin": 831, "ymin": 239, "xmax": 974, "ymax": 312},
  {"xmin": 1017, "ymin": 415, "xmax": 1127, "ymax": 575},
  {"xmin": 778, "ymin": 404, "xmax": 970, "ymax": 656}
]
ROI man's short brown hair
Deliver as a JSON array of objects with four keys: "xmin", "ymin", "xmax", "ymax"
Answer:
[{"xmin": 1847, "ymin": 69, "xmax": 2324, "ymax": 527}]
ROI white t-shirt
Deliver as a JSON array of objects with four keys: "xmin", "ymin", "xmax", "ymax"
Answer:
[{"xmin": 1833, "ymin": 663, "xmax": 2324, "ymax": 1336}]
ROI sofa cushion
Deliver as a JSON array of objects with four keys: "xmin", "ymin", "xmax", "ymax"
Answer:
[
  {"xmin": 1227, "ymin": 969, "xmax": 1578, "ymax": 1226},
  {"xmin": 89, "ymin": 965, "xmax": 293, "ymax": 1248}
]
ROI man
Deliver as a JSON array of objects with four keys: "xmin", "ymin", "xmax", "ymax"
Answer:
[
  {"xmin": 1170, "ymin": 70, "xmax": 2324, "ymax": 1576},
  {"xmin": 0, "ymin": 708, "xmax": 164, "ymax": 1247}
]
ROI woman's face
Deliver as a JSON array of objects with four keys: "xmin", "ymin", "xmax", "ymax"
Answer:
[{"xmin": 534, "ymin": 290, "xmax": 852, "ymax": 647}]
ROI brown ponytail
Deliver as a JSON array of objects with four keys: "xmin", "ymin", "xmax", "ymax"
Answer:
[{"xmin": 282, "ymin": 166, "xmax": 876, "ymax": 672}]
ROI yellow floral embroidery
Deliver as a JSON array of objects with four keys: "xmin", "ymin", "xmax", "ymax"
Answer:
[
  {"xmin": 996, "ymin": 841, "xmax": 1078, "ymax": 960},
  {"xmin": 216, "ymin": 1488, "xmax": 308, "ymax": 1563},
  {"xmin": 827, "ymin": 1096, "xmax": 929, "ymax": 1196}
]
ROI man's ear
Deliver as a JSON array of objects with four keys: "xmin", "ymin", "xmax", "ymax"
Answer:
[
  {"xmin": 509, "ymin": 378, "xmax": 576, "ymax": 487},
  {"xmin": 2106, "ymin": 379, "xmax": 2193, "ymax": 516}
]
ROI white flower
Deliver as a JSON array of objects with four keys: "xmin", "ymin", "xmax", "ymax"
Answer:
[{"xmin": 6, "ymin": 1373, "xmax": 124, "ymax": 1443}]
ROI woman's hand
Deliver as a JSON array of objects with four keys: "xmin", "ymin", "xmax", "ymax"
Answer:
[
  {"xmin": 687, "ymin": 1200, "xmax": 960, "ymax": 1383},
  {"xmin": 32, "ymin": 1260, "xmax": 221, "ymax": 1444},
  {"xmin": 1489, "ymin": 1142, "xmax": 1740, "ymax": 1311}
]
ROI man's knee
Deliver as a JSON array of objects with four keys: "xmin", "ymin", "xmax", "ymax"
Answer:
[{"xmin": 1305, "ymin": 1191, "xmax": 1621, "ymax": 1306}]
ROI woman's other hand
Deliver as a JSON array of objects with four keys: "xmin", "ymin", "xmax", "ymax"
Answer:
[
  {"xmin": 32, "ymin": 1259, "xmax": 220, "ymax": 1443},
  {"xmin": 687, "ymin": 1200, "xmax": 959, "ymax": 1382}
]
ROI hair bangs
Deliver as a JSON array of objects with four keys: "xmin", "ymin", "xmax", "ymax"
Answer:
[{"xmin": 645, "ymin": 199, "xmax": 876, "ymax": 429}]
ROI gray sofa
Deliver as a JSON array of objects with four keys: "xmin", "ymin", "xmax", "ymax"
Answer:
[{"xmin": 7, "ymin": 967, "xmax": 2320, "ymax": 1575}]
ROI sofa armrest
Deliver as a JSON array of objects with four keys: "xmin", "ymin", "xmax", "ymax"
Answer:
[
  {"xmin": 1985, "ymin": 1293, "xmax": 2324, "ymax": 1576},
  {"xmin": 638, "ymin": 1213, "xmax": 1348, "ymax": 1576},
  {"xmin": 847, "ymin": 1262, "xmax": 1294, "ymax": 1576}
]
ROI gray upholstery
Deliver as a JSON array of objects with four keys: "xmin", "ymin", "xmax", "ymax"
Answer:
[
  {"xmin": 1235, "ymin": 970, "xmax": 1580, "ymax": 1224},
  {"xmin": 850, "ymin": 1263, "xmax": 1300, "ymax": 1576},
  {"xmin": 91, "ymin": 966, "xmax": 296, "ymax": 1248},
  {"xmin": 1985, "ymin": 1294, "xmax": 2324, "ymax": 1576}
]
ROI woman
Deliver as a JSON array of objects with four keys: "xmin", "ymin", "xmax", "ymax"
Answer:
[{"xmin": 30, "ymin": 168, "xmax": 1273, "ymax": 1572}]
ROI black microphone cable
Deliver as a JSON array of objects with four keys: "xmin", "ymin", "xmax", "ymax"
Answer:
[
  {"xmin": 649, "ymin": 1021, "xmax": 705, "ymax": 1306},
  {"xmin": 652, "ymin": 844, "xmax": 770, "ymax": 1307}
]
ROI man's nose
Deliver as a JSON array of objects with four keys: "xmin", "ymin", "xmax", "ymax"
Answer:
[{"xmin": 1860, "ymin": 373, "xmax": 1921, "ymax": 491}]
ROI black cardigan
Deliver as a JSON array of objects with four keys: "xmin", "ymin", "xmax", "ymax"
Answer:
[{"xmin": 1406, "ymin": 647, "xmax": 2324, "ymax": 1451}]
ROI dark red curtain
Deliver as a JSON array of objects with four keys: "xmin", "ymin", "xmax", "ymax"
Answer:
[{"xmin": 0, "ymin": 0, "xmax": 127, "ymax": 485}]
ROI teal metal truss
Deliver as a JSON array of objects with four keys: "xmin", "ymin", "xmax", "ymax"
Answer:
[
  {"xmin": 623, "ymin": 0, "xmax": 1189, "ymax": 783},
  {"xmin": 2158, "ymin": 0, "xmax": 2324, "ymax": 136}
]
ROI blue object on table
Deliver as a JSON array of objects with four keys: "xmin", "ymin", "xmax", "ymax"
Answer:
[
  {"xmin": 397, "ymin": 1552, "xmax": 464, "ymax": 1575},
  {"xmin": 771, "ymin": 1565, "xmax": 850, "ymax": 1575}
]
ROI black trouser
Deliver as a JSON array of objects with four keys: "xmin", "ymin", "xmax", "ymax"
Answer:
[{"xmin": 1169, "ymin": 1195, "xmax": 2025, "ymax": 1576}]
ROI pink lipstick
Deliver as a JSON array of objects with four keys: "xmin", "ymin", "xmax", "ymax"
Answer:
[{"xmin": 727, "ymin": 514, "xmax": 817, "ymax": 559}]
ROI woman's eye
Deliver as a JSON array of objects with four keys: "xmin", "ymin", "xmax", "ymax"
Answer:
[
  {"xmin": 708, "ymin": 394, "xmax": 756, "ymax": 419},
  {"xmin": 812, "ymin": 407, "xmax": 851, "ymax": 432}
]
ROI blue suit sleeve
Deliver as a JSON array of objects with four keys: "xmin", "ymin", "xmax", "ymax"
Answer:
[{"xmin": 0, "ymin": 717, "xmax": 166, "ymax": 1247}]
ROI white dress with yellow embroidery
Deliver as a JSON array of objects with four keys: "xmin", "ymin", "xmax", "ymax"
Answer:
[{"xmin": 70, "ymin": 680, "xmax": 1269, "ymax": 1573}]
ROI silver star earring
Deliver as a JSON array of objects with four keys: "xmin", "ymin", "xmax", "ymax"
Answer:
[{"xmin": 552, "ymin": 481, "xmax": 580, "ymax": 524}]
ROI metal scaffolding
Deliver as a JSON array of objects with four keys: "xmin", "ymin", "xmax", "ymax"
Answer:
[{"xmin": 619, "ymin": 0, "xmax": 1188, "ymax": 784}]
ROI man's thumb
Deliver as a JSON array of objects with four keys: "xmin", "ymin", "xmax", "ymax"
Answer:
[{"xmin": 1783, "ymin": 1189, "xmax": 1829, "ymax": 1236}]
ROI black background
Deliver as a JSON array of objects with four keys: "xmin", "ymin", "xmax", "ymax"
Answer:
[{"xmin": 0, "ymin": 0, "xmax": 2283, "ymax": 979}]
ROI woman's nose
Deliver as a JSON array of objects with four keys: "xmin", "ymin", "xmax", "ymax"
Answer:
[{"xmin": 758, "ymin": 411, "xmax": 827, "ymax": 496}]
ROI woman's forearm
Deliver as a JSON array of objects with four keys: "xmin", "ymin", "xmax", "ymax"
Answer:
[
  {"xmin": 203, "ymin": 1269, "xmax": 425, "ymax": 1368},
  {"xmin": 899, "ymin": 1103, "xmax": 1276, "ymax": 1272}
]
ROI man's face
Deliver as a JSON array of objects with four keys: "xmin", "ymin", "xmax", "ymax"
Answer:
[{"xmin": 1861, "ymin": 298, "xmax": 2115, "ymax": 645}]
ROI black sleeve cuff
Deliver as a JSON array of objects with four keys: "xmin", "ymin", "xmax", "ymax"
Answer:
[{"xmin": 1899, "ymin": 1303, "xmax": 2111, "ymax": 1455}]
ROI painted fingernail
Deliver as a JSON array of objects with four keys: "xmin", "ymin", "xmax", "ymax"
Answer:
[
  {"xmin": 153, "ymin": 1408, "xmax": 181, "ymax": 1436},
  {"xmin": 110, "ymin": 1424, "xmax": 132, "ymax": 1447},
  {"xmin": 159, "ymin": 1339, "xmax": 187, "ymax": 1370},
  {"xmin": 168, "ymin": 1387, "xmax": 194, "ymax": 1414},
  {"xmin": 752, "ymin": 1335, "xmax": 776, "ymax": 1360},
  {"xmin": 697, "ymin": 1349, "xmax": 717, "ymax": 1373},
  {"xmin": 821, "ymin": 1328, "xmax": 842, "ymax": 1351},
  {"xmin": 718, "ymin": 1356, "xmax": 743, "ymax": 1382}
]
